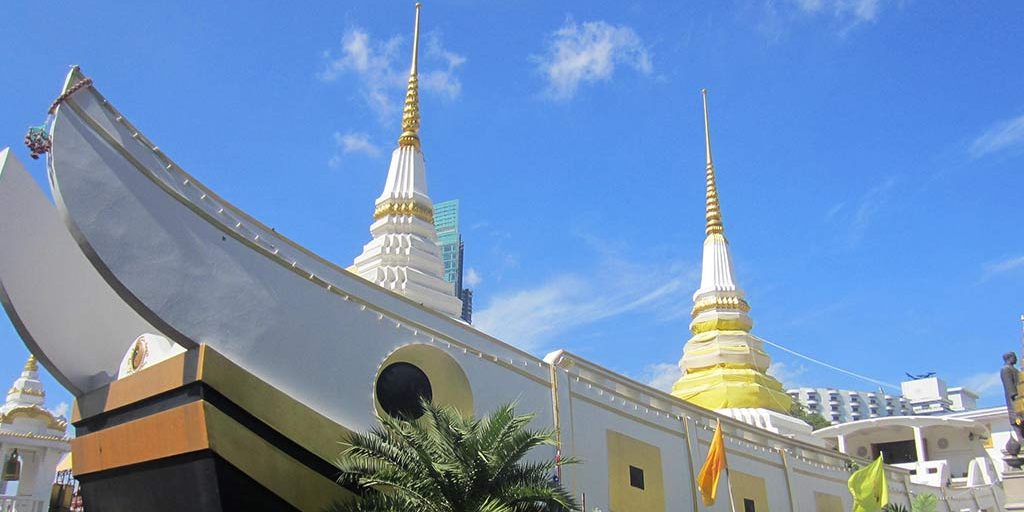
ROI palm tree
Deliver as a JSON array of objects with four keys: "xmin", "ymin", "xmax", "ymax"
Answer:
[{"xmin": 329, "ymin": 400, "xmax": 579, "ymax": 512}]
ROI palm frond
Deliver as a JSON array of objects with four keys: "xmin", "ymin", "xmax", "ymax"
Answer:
[{"xmin": 332, "ymin": 401, "xmax": 577, "ymax": 512}]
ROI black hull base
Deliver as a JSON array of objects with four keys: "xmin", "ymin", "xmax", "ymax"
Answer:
[{"xmin": 78, "ymin": 451, "xmax": 299, "ymax": 512}]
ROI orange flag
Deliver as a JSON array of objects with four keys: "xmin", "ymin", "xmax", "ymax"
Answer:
[{"xmin": 697, "ymin": 419, "xmax": 728, "ymax": 506}]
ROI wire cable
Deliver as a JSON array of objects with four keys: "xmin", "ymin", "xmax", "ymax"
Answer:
[{"xmin": 761, "ymin": 338, "xmax": 901, "ymax": 391}]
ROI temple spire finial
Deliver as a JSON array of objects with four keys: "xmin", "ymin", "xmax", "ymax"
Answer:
[
  {"xmin": 398, "ymin": 3, "xmax": 423, "ymax": 149},
  {"xmin": 702, "ymin": 88, "xmax": 724, "ymax": 236},
  {"xmin": 24, "ymin": 354, "xmax": 37, "ymax": 373}
]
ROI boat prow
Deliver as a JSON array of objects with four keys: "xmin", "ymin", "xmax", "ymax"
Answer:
[
  {"xmin": 0, "ymin": 147, "xmax": 159, "ymax": 394},
  {"xmin": 46, "ymin": 67, "xmax": 548, "ymax": 431}
]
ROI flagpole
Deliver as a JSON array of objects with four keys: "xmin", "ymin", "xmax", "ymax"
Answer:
[{"xmin": 726, "ymin": 467, "xmax": 738, "ymax": 512}]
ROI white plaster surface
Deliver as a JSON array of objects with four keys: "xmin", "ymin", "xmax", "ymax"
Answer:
[{"xmin": 0, "ymin": 148, "xmax": 158, "ymax": 394}]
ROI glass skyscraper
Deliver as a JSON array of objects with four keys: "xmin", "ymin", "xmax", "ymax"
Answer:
[{"xmin": 433, "ymin": 199, "xmax": 472, "ymax": 323}]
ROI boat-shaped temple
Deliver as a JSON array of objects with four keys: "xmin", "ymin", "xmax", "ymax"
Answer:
[{"xmin": 0, "ymin": 5, "xmax": 1007, "ymax": 512}]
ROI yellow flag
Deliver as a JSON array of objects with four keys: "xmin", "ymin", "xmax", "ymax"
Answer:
[
  {"xmin": 848, "ymin": 454, "xmax": 889, "ymax": 512},
  {"xmin": 697, "ymin": 419, "xmax": 727, "ymax": 506}
]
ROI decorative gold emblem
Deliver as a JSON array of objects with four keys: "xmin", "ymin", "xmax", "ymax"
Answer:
[{"xmin": 128, "ymin": 336, "xmax": 149, "ymax": 373}]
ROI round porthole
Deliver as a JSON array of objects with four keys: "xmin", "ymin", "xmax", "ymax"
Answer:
[
  {"xmin": 937, "ymin": 438, "xmax": 948, "ymax": 449},
  {"xmin": 856, "ymin": 446, "xmax": 868, "ymax": 457},
  {"xmin": 374, "ymin": 344, "xmax": 474, "ymax": 419},
  {"xmin": 375, "ymin": 362, "xmax": 433, "ymax": 420}
]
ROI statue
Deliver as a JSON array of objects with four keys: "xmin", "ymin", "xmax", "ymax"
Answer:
[{"xmin": 1001, "ymin": 351, "xmax": 1024, "ymax": 466}]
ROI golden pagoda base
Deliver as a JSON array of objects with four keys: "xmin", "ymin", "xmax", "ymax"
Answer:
[{"xmin": 670, "ymin": 366, "xmax": 792, "ymax": 413}]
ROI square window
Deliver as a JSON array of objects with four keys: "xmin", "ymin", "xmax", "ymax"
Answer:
[
  {"xmin": 629, "ymin": 465, "xmax": 645, "ymax": 490},
  {"xmin": 744, "ymin": 498, "xmax": 756, "ymax": 512}
]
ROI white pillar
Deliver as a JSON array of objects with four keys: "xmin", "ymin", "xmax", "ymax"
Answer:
[
  {"xmin": 913, "ymin": 426, "xmax": 927, "ymax": 462},
  {"xmin": 837, "ymin": 435, "xmax": 848, "ymax": 454}
]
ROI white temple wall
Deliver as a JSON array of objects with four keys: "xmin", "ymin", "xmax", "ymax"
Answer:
[
  {"xmin": 786, "ymin": 456, "xmax": 854, "ymax": 511},
  {"xmin": 558, "ymin": 386, "xmax": 697, "ymax": 512}
]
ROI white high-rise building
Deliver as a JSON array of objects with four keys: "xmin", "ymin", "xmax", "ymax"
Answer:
[
  {"xmin": 788, "ymin": 387, "xmax": 912, "ymax": 425},
  {"xmin": 789, "ymin": 376, "xmax": 980, "ymax": 425}
]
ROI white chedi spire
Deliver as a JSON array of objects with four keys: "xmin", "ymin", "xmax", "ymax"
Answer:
[
  {"xmin": 3, "ymin": 355, "xmax": 45, "ymax": 412},
  {"xmin": 671, "ymin": 90, "xmax": 790, "ymax": 414},
  {"xmin": 1, "ymin": 355, "xmax": 67, "ymax": 436},
  {"xmin": 352, "ymin": 4, "xmax": 463, "ymax": 319}
]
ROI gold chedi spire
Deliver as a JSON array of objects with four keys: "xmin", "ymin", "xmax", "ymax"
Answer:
[
  {"xmin": 24, "ymin": 355, "xmax": 37, "ymax": 373},
  {"xmin": 671, "ymin": 89, "xmax": 791, "ymax": 414},
  {"xmin": 702, "ymin": 89, "xmax": 724, "ymax": 237},
  {"xmin": 397, "ymin": 3, "xmax": 422, "ymax": 149}
]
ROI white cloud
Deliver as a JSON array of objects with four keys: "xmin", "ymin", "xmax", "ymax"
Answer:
[
  {"xmin": 792, "ymin": 0, "xmax": 881, "ymax": 23},
  {"xmin": 328, "ymin": 131, "xmax": 381, "ymax": 168},
  {"xmin": 320, "ymin": 29, "xmax": 403, "ymax": 120},
  {"xmin": 825, "ymin": 176, "xmax": 897, "ymax": 247},
  {"xmin": 982, "ymin": 255, "xmax": 1024, "ymax": 281},
  {"xmin": 338, "ymin": 132, "xmax": 381, "ymax": 156},
  {"xmin": 962, "ymin": 371, "xmax": 1001, "ymax": 397},
  {"xmin": 465, "ymin": 267, "xmax": 482, "ymax": 287},
  {"xmin": 420, "ymin": 33, "xmax": 465, "ymax": 99},
  {"xmin": 320, "ymin": 28, "xmax": 465, "ymax": 120},
  {"xmin": 768, "ymin": 362, "xmax": 808, "ymax": 389},
  {"xmin": 536, "ymin": 19, "xmax": 652, "ymax": 100},
  {"xmin": 474, "ymin": 251, "xmax": 692, "ymax": 352},
  {"xmin": 758, "ymin": 0, "xmax": 886, "ymax": 39},
  {"xmin": 641, "ymin": 362, "xmax": 681, "ymax": 393},
  {"xmin": 53, "ymin": 401, "xmax": 69, "ymax": 418},
  {"xmin": 970, "ymin": 114, "xmax": 1024, "ymax": 158}
]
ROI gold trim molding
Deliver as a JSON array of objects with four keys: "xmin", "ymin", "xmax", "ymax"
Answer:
[
  {"xmin": 691, "ymin": 296, "xmax": 750, "ymax": 317},
  {"xmin": 373, "ymin": 199, "xmax": 434, "ymax": 223},
  {"xmin": 8, "ymin": 386, "xmax": 45, "ymax": 398},
  {"xmin": 1, "ymin": 405, "xmax": 67, "ymax": 432}
]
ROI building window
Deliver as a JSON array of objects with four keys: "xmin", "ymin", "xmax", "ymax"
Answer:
[
  {"xmin": 629, "ymin": 465, "xmax": 645, "ymax": 490},
  {"xmin": 744, "ymin": 498, "xmax": 756, "ymax": 512},
  {"xmin": 831, "ymin": 405, "xmax": 839, "ymax": 411}
]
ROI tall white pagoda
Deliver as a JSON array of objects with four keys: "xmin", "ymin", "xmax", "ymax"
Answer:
[
  {"xmin": 351, "ymin": 3, "xmax": 463, "ymax": 319},
  {"xmin": 672, "ymin": 90, "xmax": 814, "ymax": 440}
]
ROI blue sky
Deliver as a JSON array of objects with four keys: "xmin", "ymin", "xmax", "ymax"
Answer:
[{"xmin": 1, "ymin": 1, "xmax": 1023, "ymax": 417}]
